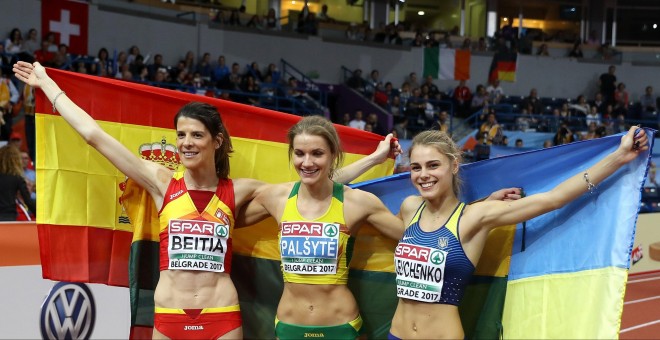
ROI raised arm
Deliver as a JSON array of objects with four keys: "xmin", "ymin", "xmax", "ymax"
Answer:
[
  {"xmin": 332, "ymin": 133, "xmax": 401, "ymax": 184},
  {"xmin": 348, "ymin": 188, "xmax": 404, "ymax": 240},
  {"xmin": 469, "ymin": 126, "xmax": 649, "ymax": 231},
  {"xmin": 13, "ymin": 61, "xmax": 168, "ymax": 199}
]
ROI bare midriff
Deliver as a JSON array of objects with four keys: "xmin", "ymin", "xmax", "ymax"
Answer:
[
  {"xmin": 277, "ymin": 283, "xmax": 359, "ymax": 326},
  {"xmin": 390, "ymin": 298, "xmax": 464, "ymax": 339},
  {"xmin": 154, "ymin": 270, "xmax": 238, "ymax": 308}
]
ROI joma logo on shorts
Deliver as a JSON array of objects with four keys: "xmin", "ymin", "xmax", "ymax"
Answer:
[
  {"xmin": 303, "ymin": 333, "xmax": 324, "ymax": 338},
  {"xmin": 184, "ymin": 325, "xmax": 204, "ymax": 330}
]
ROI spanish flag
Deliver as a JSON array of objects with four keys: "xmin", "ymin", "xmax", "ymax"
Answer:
[{"xmin": 35, "ymin": 69, "xmax": 394, "ymax": 337}]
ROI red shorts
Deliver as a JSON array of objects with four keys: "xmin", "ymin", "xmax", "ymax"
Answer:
[{"xmin": 154, "ymin": 305, "xmax": 242, "ymax": 339}]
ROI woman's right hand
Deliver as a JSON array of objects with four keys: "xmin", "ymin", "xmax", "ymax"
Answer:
[{"xmin": 13, "ymin": 61, "xmax": 49, "ymax": 89}]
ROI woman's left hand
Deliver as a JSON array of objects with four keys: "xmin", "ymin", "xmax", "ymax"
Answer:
[
  {"xmin": 372, "ymin": 133, "xmax": 402, "ymax": 163},
  {"xmin": 618, "ymin": 126, "xmax": 650, "ymax": 164}
]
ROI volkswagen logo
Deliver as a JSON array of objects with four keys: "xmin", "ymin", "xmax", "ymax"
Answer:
[{"xmin": 40, "ymin": 282, "xmax": 96, "ymax": 339}]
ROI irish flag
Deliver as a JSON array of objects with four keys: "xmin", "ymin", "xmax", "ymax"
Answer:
[{"xmin": 423, "ymin": 47, "xmax": 471, "ymax": 80}]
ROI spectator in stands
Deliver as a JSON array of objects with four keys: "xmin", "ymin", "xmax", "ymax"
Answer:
[
  {"xmin": 640, "ymin": 86, "xmax": 657, "ymax": 114},
  {"xmin": 516, "ymin": 107, "xmax": 537, "ymax": 131},
  {"xmin": 129, "ymin": 54, "xmax": 145, "ymax": 77},
  {"xmin": 246, "ymin": 15, "xmax": 265, "ymax": 29},
  {"xmin": 646, "ymin": 162, "xmax": 658, "ymax": 188},
  {"xmin": 598, "ymin": 65, "xmax": 617, "ymax": 105},
  {"xmin": 439, "ymin": 32, "xmax": 453, "ymax": 48},
  {"xmin": 0, "ymin": 67, "xmax": 19, "ymax": 141},
  {"xmin": 298, "ymin": 12, "xmax": 318, "ymax": 35},
  {"xmin": 346, "ymin": 69, "xmax": 366, "ymax": 93},
  {"xmin": 521, "ymin": 88, "xmax": 543, "ymax": 115},
  {"xmin": 195, "ymin": 53, "xmax": 213, "ymax": 84},
  {"xmin": 345, "ymin": 23, "xmax": 359, "ymax": 41},
  {"xmin": 247, "ymin": 62, "xmax": 264, "ymax": 82},
  {"xmin": 228, "ymin": 8, "xmax": 242, "ymax": 26},
  {"xmin": 114, "ymin": 51, "xmax": 128, "ymax": 75},
  {"xmin": 407, "ymin": 72, "xmax": 419, "ymax": 90},
  {"xmin": 406, "ymin": 88, "xmax": 426, "ymax": 124},
  {"xmin": 44, "ymin": 32, "xmax": 58, "ymax": 53},
  {"xmin": 0, "ymin": 145, "xmax": 35, "ymax": 221},
  {"xmin": 32, "ymin": 39, "xmax": 53, "ymax": 66},
  {"xmin": 183, "ymin": 51, "xmax": 195, "ymax": 74},
  {"xmin": 582, "ymin": 122, "xmax": 599, "ymax": 140},
  {"xmin": 366, "ymin": 113, "xmax": 386, "ymax": 136},
  {"xmin": 473, "ymin": 131, "xmax": 491, "ymax": 161},
  {"xmin": 477, "ymin": 37, "xmax": 488, "ymax": 52},
  {"xmin": 95, "ymin": 48, "xmax": 111, "ymax": 77},
  {"xmin": 394, "ymin": 117, "xmax": 411, "ymax": 139},
  {"xmin": 349, "ymin": 109, "xmax": 366, "ymax": 130},
  {"xmin": 126, "ymin": 45, "xmax": 140, "ymax": 65},
  {"xmin": 52, "ymin": 44, "xmax": 71, "ymax": 69},
  {"xmin": 365, "ymin": 69, "xmax": 382, "ymax": 99},
  {"xmin": 585, "ymin": 105, "xmax": 601, "ymax": 126},
  {"xmin": 423, "ymin": 75, "xmax": 442, "ymax": 100},
  {"xmin": 515, "ymin": 138, "xmax": 523, "ymax": 148},
  {"xmin": 553, "ymin": 123, "xmax": 575, "ymax": 145},
  {"xmin": 23, "ymin": 29, "xmax": 39, "ymax": 56},
  {"xmin": 218, "ymin": 62, "xmax": 242, "ymax": 91},
  {"xmin": 569, "ymin": 94, "xmax": 591, "ymax": 116},
  {"xmin": 317, "ymin": 4, "xmax": 334, "ymax": 22},
  {"xmin": 241, "ymin": 75, "xmax": 260, "ymax": 105},
  {"xmin": 470, "ymin": 84, "xmax": 489, "ymax": 114},
  {"xmin": 341, "ymin": 112, "xmax": 351, "ymax": 126},
  {"xmin": 461, "ymin": 38, "xmax": 472, "ymax": 51},
  {"xmin": 479, "ymin": 112, "xmax": 502, "ymax": 145},
  {"xmin": 543, "ymin": 139, "xmax": 554, "ymax": 148},
  {"xmin": 453, "ymin": 80, "xmax": 472, "ymax": 117},
  {"xmin": 390, "ymin": 95, "xmax": 402, "ymax": 116},
  {"xmin": 264, "ymin": 8, "xmax": 280, "ymax": 30},
  {"xmin": 434, "ymin": 110, "xmax": 449, "ymax": 133},
  {"xmin": 610, "ymin": 114, "xmax": 628, "ymax": 134},
  {"xmin": 5, "ymin": 28, "xmax": 23, "ymax": 54},
  {"xmin": 591, "ymin": 92, "xmax": 606, "ymax": 116},
  {"xmin": 398, "ymin": 81, "xmax": 412, "ymax": 108},
  {"xmin": 501, "ymin": 135, "xmax": 509, "ymax": 146},
  {"xmin": 212, "ymin": 55, "xmax": 230, "ymax": 84},
  {"xmin": 412, "ymin": 33, "xmax": 425, "ymax": 47},
  {"xmin": 568, "ymin": 40, "xmax": 584, "ymax": 58},
  {"xmin": 485, "ymin": 79, "xmax": 504, "ymax": 105},
  {"xmin": 614, "ymin": 82, "xmax": 630, "ymax": 116}
]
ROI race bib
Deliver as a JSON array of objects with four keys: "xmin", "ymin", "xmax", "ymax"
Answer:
[
  {"xmin": 167, "ymin": 219, "xmax": 229, "ymax": 272},
  {"xmin": 394, "ymin": 243, "xmax": 447, "ymax": 303},
  {"xmin": 280, "ymin": 221, "xmax": 341, "ymax": 275}
]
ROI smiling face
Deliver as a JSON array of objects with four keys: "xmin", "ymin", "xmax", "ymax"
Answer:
[
  {"xmin": 292, "ymin": 133, "xmax": 334, "ymax": 185},
  {"xmin": 409, "ymin": 145, "xmax": 457, "ymax": 201},
  {"xmin": 176, "ymin": 117, "xmax": 221, "ymax": 171}
]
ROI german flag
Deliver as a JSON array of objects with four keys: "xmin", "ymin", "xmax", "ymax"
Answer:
[{"xmin": 488, "ymin": 51, "xmax": 518, "ymax": 83}]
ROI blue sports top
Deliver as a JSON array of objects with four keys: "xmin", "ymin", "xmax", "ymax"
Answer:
[{"xmin": 393, "ymin": 202, "xmax": 475, "ymax": 305}]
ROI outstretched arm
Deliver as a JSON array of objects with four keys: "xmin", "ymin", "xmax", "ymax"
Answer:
[
  {"xmin": 472, "ymin": 126, "xmax": 649, "ymax": 231},
  {"xmin": 349, "ymin": 189, "xmax": 404, "ymax": 240},
  {"xmin": 13, "ymin": 61, "xmax": 168, "ymax": 199},
  {"xmin": 333, "ymin": 133, "xmax": 401, "ymax": 184}
]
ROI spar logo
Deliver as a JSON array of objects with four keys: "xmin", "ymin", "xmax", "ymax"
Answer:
[
  {"xmin": 40, "ymin": 282, "xmax": 96, "ymax": 339},
  {"xmin": 281, "ymin": 222, "xmax": 324, "ymax": 236},
  {"xmin": 395, "ymin": 243, "xmax": 439, "ymax": 262},
  {"xmin": 429, "ymin": 250, "xmax": 446, "ymax": 265},
  {"xmin": 216, "ymin": 225, "xmax": 229, "ymax": 238},
  {"xmin": 170, "ymin": 220, "xmax": 228, "ymax": 237},
  {"xmin": 323, "ymin": 224, "xmax": 338, "ymax": 237}
]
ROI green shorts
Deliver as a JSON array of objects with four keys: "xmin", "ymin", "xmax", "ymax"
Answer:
[{"xmin": 274, "ymin": 315, "xmax": 362, "ymax": 339}]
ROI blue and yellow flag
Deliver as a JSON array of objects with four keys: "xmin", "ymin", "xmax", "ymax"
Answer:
[{"xmin": 353, "ymin": 133, "xmax": 654, "ymax": 338}]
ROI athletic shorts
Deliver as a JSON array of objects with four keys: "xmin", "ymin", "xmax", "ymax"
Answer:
[
  {"xmin": 274, "ymin": 314, "xmax": 362, "ymax": 339},
  {"xmin": 154, "ymin": 305, "xmax": 241, "ymax": 339},
  {"xmin": 388, "ymin": 332, "xmax": 402, "ymax": 340}
]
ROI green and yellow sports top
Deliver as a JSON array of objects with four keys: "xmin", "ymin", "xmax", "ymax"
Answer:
[{"xmin": 278, "ymin": 181, "xmax": 354, "ymax": 285}]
